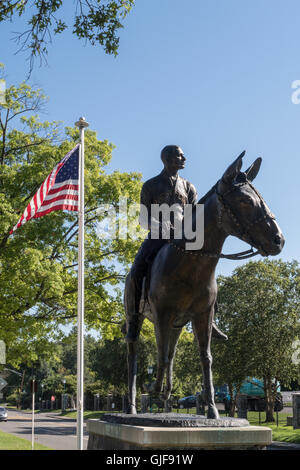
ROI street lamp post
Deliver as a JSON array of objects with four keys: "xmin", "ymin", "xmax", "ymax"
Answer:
[
  {"xmin": 41, "ymin": 384, "xmax": 44, "ymax": 410},
  {"xmin": 147, "ymin": 366, "xmax": 153, "ymax": 413},
  {"xmin": 62, "ymin": 379, "xmax": 66, "ymax": 411}
]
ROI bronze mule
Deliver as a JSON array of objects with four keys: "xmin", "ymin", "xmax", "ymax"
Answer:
[{"xmin": 124, "ymin": 152, "xmax": 285, "ymax": 417}]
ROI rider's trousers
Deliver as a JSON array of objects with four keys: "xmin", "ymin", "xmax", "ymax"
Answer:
[{"xmin": 130, "ymin": 238, "xmax": 166, "ymax": 313}]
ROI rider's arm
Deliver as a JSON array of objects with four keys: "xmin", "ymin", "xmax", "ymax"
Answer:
[
  {"xmin": 139, "ymin": 182, "xmax": 152, "ymax": 230},
  {"xmin": 188, "ymin": 183, "xmax": 198, "ymax": 205}
]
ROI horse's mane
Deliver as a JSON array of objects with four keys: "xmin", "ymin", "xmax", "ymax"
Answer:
[
  {"xmin": 174, "ymin": 182, "xmax": 218, "ymax": 247},
  {"xmin": 197, "ymin": 183, "xmax": 217, "ymax": 205}
]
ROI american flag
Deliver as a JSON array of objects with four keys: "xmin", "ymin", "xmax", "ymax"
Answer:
[{"xmin": 10, "ymin": 144, "xmax": 80, "ymax": 234}]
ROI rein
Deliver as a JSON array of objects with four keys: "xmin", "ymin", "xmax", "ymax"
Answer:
[
  {"xmin": 167, "ymin": 179, "xmax": 275, "ymax": 260},
  {"xmin": 167, "ymin": 241, "xmax": 259, "ymax": 260}
]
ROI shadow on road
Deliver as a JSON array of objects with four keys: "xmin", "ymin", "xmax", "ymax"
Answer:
[{"xmin": 13, "ymin": 424, "xmax": 83, "ymax": 436}]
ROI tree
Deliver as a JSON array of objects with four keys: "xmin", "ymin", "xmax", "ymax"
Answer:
[
  {"xmin": 172, "ymin": 329, "xmax": 203, "ymax": 397},
  {"xmin": 212, "ymin": 296, "xmax": 258, "ymax": 417},
  {"xmin": 91, "ymin": 329, "xmax": 157, "ymax": 395},
  {"xmin": 0, "ymin": 0, "xmax": 135, "ymax": 73},
  {"xmin": 214, "ymin": 259, "xmax": 300, "ymax": 421},
  {"xmin": 0, "ymin": 70, "xmax": 144, "ymax": 366}
]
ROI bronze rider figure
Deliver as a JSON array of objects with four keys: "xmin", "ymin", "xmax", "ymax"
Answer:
[{"xmin": 125, "ymin": 145, "xmax": 227, "ymax": 342}]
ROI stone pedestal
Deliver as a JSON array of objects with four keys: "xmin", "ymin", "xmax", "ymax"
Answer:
[
  {"xmin": 94, "ymin": 395, "xmax": 100, "ymax": 411},
  {"xmin": 141, "ymin": 394, "xmax": 150, "ymax": 413},
  {"xmin": 292, "ymin": 393, "xmax": 300, "ymax": 429},
  {"xmin": 237, "ymin": 395, "xmax": 248, "ymax": 419},
  {"xmin": 122, "ymin": 395, "xmax": 129, "ymax": 413},
  {"xmin": 106, "ymin": 395, "xmax": 114, "ymax": 412},
  {"xmin": 87, "ymin": 413, "xmax": 272, "ymax": 450}
]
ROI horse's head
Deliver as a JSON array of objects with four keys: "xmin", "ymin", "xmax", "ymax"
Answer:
[{"xmin": 216, "ymin": 152, "xmax": 285, "ymax": 256}]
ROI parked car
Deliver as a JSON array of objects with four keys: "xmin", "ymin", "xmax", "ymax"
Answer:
[
  {"xmin": 0, "ymin": 407, "xmax": 8, "ymax": 422},
  {"xmin": 178, "ymin": 393, "xmax": 201, "ymax": 409}
]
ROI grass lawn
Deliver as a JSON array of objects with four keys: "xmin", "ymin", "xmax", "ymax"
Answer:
[
  {"xmin": 61, "ymin": 409, "xmax": 114, "ymax": 419},
  {"xmin": 61, "ymin": 407, "xmax": 203, "ymax": 419},
  {"xmin": 247, "ymin": 411, "xmax": 300, "ymax": 444},
  {"xmin": 0, "ymin": 430, "xmax": 51, "ymax": 450},
  {"xmin": 181, "ymin": 408, "xmax": 300, "ymax": 444}
]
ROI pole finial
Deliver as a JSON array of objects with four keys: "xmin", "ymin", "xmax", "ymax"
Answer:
[{"xmin": 75, "ymin": 117, "xmax": 89, "ymax": 129}]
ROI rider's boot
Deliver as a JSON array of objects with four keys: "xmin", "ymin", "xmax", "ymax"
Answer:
[
  {"xmin": 212, "ymin": 302, "xmax": 227, "ymax": 340},
  {"xmin": 212, "ymin": 321, "xmax": 228, "ymax": 341}
]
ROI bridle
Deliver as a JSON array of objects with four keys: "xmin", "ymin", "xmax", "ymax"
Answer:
[
  {"xmin": 215, "ymin": 178, "xmax": 277, "ymax": 256},
  {"xmin": 168, "ymin": 178, "xmax": 276, "ymax": 260}
]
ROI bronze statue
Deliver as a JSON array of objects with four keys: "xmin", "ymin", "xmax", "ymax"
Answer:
[
  {"xmin": 125, "ymin": 145, "xmax": 227, "ymax": 343},
  {"xmin": 124, "ymin": 150, "xmax": 285, "ymax": 417}
]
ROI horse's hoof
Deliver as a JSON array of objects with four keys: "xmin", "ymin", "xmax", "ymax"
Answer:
[
  {"xmin": 207, "ymin": 405, "xmax": 219, "ymax": 419},
  {"xmin": 126, "ymin": 405, "xmax": 137, "ymax": 414}
]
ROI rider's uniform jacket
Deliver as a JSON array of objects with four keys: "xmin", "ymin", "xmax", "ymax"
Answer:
[{"xmin": 139, "ymin": 169, "xmax": 198, "ymax": 233}]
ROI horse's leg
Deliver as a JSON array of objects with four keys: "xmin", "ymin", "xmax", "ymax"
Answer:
[
  {"xmin": 192, "ymin": 309, "xmax": 219, "ymax": 419},
  {"xmin": 125, "ymin": 274, "xmax": 144, "ymax": 414},
  {"xmin": 150, "ymin": 313, "xmax": 172, "ymax": 394},
  {"xmin": 127, "ymin": 340, "xmax": 138, "ymax": 414},
  {"xmin": 126, "ymin": 315, "xmax": 144, "ymax": 414},
  {"xmin": 165, "ymin": 327, "xmax": 182, "ymax": 400}
]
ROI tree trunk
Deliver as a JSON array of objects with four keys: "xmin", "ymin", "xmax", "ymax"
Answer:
[
  {"xmin": 264, "ymin": 375, "xmax": 275, "ymax": 422},
  {"xmin": 17, "ymin": 369, "xmax": 26, "ymax": 409},
  {"xmin": 228, "ymin": 383, "xmax": 235, "ymax": 417}
]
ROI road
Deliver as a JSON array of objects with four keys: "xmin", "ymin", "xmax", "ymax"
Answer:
[
  {"xmin": 0, "ymin": 409, "xmax": 88, "ymax": 450},
  {"xmin": 0, "ymin": 406, "xmax": 297, "ymax": 451}
]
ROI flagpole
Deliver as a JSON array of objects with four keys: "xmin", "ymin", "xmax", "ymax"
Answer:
[{"xmin": 75, "ymin": 116, "xmax": 89, "ymax": 450}]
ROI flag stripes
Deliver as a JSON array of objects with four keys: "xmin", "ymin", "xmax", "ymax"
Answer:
[{"xmin": 10, "ymin": 144, "xmax": 80, "ymax": 234}]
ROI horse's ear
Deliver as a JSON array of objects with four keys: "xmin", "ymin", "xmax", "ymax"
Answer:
[
  {"xmin": 221, "ymin": 151, "xmax": 245, "ymax": 184},
  {"xmin": 245, "ymin": 157, "xmax": 262, "ymax": 182}
]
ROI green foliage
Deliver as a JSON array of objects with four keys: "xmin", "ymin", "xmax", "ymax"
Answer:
[
  {"xmin": 4, "ymin": 326, "xmax": 202, "ymax": 399},
  {"xmin": 5, "ymin": 390, "xmax": 19, "ymax": 406},
  {"xmin": 172, "ymin": 329, "xmax": 202, "ymax": 396},
  {"xmin": 0, "ymin": 75, "xmax": 143, "ymax": 366},
  {"xmin": 91, "ymin": 333, "xmax": 157, "ymax": 394},
  {"xmin": 213, "ymin": 259, "xmax": 300, "ymax": 418},
  {"xmin": 0, "ymin": 0, "xmax": 135, "ymax": 72}
]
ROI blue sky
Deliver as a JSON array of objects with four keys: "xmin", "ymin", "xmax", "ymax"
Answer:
[{"xmin": 1, "ymin": 0, "xmax": 300, "ymax": 277}]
